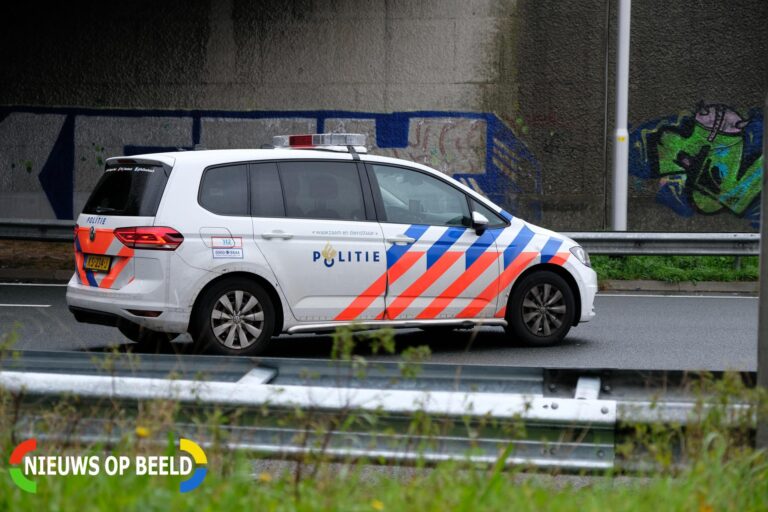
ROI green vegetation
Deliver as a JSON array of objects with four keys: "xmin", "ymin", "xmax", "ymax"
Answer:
[
  {"xmin": 1, "ymin": 447, "xmax": 766, "ymax": 511},
  {"xmin": 1, "ymin": 329, "xmax": 766, "ymax": 511},
  {"xmin": 591, "ymin": 255, "xmax": 759, "ymax": 283}
]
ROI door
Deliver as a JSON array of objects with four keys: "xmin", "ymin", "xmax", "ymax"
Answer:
[
  {"xmin": 253, "ymin": 160, "xmax": 387, "ymax": 322},
  {"xmin": 368, "ymin": 164, "xmax": 504, "ymax": 320}
]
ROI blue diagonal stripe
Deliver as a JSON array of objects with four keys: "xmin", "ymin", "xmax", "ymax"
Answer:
[
  {"xmin": 465, "ymin": 228, "xmax": 502, "ymax": 269},
  {"xmin": 426, "ymin": 227, "xmax": 465, "ymax": 269},
  {"xmin": 386, "ymin": 224, "xmax": 428, "ymax": 269},
  {"xmin": 540, "ymin": 238, "xmax": 563, "ymax": 264},
  {"xmin": 503, "ymin": 225, "xmax": 536, "ymax": 268},
  {"xmin": 85, "ymin": 269, "xmax": 98, "ymax": 287}
]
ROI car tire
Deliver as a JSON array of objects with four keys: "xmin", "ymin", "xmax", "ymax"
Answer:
[
  {"xmin": 505, "ymin": 270, "xmax": 575, "ymax": 346},
  {"xmin": 192, "ymin": 278, "xmax": 275, "ymax": 356},
  {"xmin": 118, "ymin": 322, "xmax": 178, "ymax": 353}
]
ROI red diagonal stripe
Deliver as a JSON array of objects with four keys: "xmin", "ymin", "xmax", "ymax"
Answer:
[
  {"xmin": 457, "ymin": 251, "xmax": 538, "ymax": 318},
  {"xmin": 388, "ymin": 251, "xmax": 424, "ymax": 284},
  {"xmin": 334, "ymin": 274, "xmax": 387, "ymax": 321},
  {"xmin": 385, "ymin": 251, "xmax": 463, "ymax": 319},
  {"xmin": 548, "ymin": 252, "xmax": 570, "ymax": 266},
  {"xmin": 77, "ymin": 228, "xmax": 114, "ymax": 255},
  {"xmin": 334, "ymin": 252, "xmax": 424, "ymax": 321},
  {"xmin": 495, "ymin": 252, "xmax": 567, "ymax": 318},
  {"xmin": 416, "ymin": 252, "xmax": 499, "ymax": 319},
  {"xmin": 100, "ymin": 256, "xmax": 132, "ymax": 289}
]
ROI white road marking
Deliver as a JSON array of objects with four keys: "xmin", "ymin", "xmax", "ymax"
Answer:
[
  {"xmin": 0, "ymin": 283, "xmax": 68, "ymax": 287},
  {"xmin": 0, "ymin": 304, "xmax": 51, "ymax": 308},
  {"xmin": 597, "ymin": 293, "xmax": 758, "ymax": 299}
]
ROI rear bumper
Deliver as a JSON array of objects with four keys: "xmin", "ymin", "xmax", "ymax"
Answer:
[
  {"xmin": 69, "ymin": 305, "xmax": 121, "ymax": 327},
  {"xmin": 66, "ymin": 274, "xmax": 190, "ymax": 333}
]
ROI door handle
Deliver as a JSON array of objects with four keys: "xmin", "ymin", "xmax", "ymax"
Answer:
[
  {"xmin": 261, "ymin": 230, "xmax": 293, "ymax": 240},
  {"xmin": 386, "ymin": 235, "xmax": 416, "ymax": 245}
]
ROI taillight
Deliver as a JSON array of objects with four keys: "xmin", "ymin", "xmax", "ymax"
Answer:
[{"xmin": 114, "ymin": 227, "xmax": 184, "ymax": 250}]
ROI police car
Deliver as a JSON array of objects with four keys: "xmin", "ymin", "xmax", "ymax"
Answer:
[{"xmin": 66, "ymin": 133, "xmax": 597, "ymax": 355}]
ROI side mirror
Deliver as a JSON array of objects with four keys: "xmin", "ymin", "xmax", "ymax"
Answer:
[{"xmin": 471, "ymin": 211, "xmax": 489, "ymax": 235}]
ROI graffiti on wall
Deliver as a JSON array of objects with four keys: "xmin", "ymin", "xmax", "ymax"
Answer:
[
  {"xmin": 0, "ymin": 108, "xmax": 540, "ymax": 221},
  {"xmin": 629, "ymin": 102, "xmax": 763, "ymax": 226}
]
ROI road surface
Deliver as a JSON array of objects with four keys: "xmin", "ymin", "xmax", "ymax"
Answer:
[{"xmin": 0, "ymin": 283, "xmax": 757, "ymax": 371}]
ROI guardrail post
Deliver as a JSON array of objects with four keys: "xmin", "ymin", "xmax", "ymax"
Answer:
[{"xmin": 757, "ymin": 91, "xmax": 768, "ymax": 449}]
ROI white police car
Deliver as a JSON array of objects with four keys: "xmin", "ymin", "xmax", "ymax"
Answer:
[{"xmin": 66, "ymin": 133, "xmax": 597, "ymax": 355}]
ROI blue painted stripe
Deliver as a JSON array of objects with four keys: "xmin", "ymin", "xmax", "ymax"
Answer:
[
  {"xmin": 503, "ymin": 226, "xmax": 536, "ymax": 268},
  {"xmin": 85, "ymin": 270, "xmax": 98, "ymax": 287},
  {"xmin": 74, "ymin": 236, "xmax": 82, "ymax": 252},
  {"xmin": 499, "ymin": 210, "xmax": 513, "ymax": 221},
  {"xmin": 426, "ymin": 227, "xmax": 465, "ymax": 269},
  {"xmin": 465, "ymin": 228, "xmax": 502, "ymax": 269},
  {"xmin": 540, "ymin": 238, "xmax": 563, "ymax": 264},
  {"xmin": 386, "ymin": 224, "xmax": 429, "ymax": 269}
]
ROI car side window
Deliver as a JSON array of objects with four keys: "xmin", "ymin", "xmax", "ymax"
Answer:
[
  {"xmin": 250, "ymin": 162, "xmax": 285, "ymax": 217},
  {"xmin": 278, "ymin": 161, "xmax": 366, "ymax": 221},
  {"xmin": 371, "ymin": 164, "xmax": 471, "ymax": 227},
  {"xmin": 471, "ymin": 199, "xmax": 508, "ymax": 228},
  {"xmin": 199, "ymin": 164, "xmax": 248, "ymax": 216}
]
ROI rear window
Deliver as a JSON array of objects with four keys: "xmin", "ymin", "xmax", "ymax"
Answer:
[{"xmin": 83, "ymin": 163, "xmax": 171, "ymax": 216}]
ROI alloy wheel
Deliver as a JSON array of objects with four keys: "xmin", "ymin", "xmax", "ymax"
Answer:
[
  {"xmin": 521, "ymin": 283, "xmax": 567, "ymax": 337},
  {"xmin": 210, "ymin": 290, "xmax": 264, "ymax": 349}
]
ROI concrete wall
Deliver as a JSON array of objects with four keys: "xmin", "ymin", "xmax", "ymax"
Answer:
[{"xmin": 1, "ymin": 0, "xmax": 765, "ymax": 231}]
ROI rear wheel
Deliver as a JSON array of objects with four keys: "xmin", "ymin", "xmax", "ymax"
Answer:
[
  {"xmin": 192, "ymin": 278, "xmax": 275, "ymax": 356},
  {"xmin": 505, "ymin": 270, "xmax": 575, "ymax": 346}
]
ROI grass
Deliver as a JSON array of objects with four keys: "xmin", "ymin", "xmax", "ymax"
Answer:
[
  {"xmin": 0, "ymin": 448, "xmax": 766, "ymax": 511},
  {"xmin": 0, "ymin": 329, "xmax": 766, "ymax": 511},
  {"xmin": 591, "ymin": 255, "xmax": 759, "ymax": 283}
]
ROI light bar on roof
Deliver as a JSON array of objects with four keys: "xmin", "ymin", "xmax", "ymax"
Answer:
[{"xmin": 272, "ymin": 133, "xmax": 367, "ymax": 148}]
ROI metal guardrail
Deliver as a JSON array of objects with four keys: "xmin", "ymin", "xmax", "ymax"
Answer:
[
  {"xmin": 0, "ymin": 219, "xmax": 74, "ymax": 242},
  {"xmin": 0, "ymin": 350, "xmax": 755, "ymax": 472},
  {"xmin": 0, "ymin": 219, "xmax": 759, "ymax": 255},
  {"xmin": 564, "ymin": 231, "xmax": 760, "ymax": 256}
]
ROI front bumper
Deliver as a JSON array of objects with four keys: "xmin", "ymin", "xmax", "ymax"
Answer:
[{"xmin": 566, "ymin": 261, "xmax": 598, "ymax": 323}]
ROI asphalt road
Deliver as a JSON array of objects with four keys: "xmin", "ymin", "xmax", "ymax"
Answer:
[{"xmin": 0, "ymin": 283, "xmax": 758, "ymax": 371}]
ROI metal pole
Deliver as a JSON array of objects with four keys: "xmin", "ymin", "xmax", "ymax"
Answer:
[
  {"xmin": 610, "ymin": 0, "xmax": 631, "ymax": 231},
  {"xmin": 757, "ymin": 92, "xmax": 768, "ymax": 449}
]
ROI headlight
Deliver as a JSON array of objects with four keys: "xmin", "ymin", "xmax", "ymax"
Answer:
[{"xmin": 569, "ymin": 246, "xmax": 591, "ymax": 267}]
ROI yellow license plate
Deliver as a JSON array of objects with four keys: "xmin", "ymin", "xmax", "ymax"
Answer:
[{"xmin": 84, "ymin": 254, "xmax": 112, "ymax": 273}]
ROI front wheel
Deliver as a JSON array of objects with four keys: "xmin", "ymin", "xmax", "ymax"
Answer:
[
  {"xmin": 505, "ymin": 270, "xmax": 575, "ymax": 346},
  {"xmin": 192, "ymin": 278, "xmax": 275, "ymax": 356}
]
